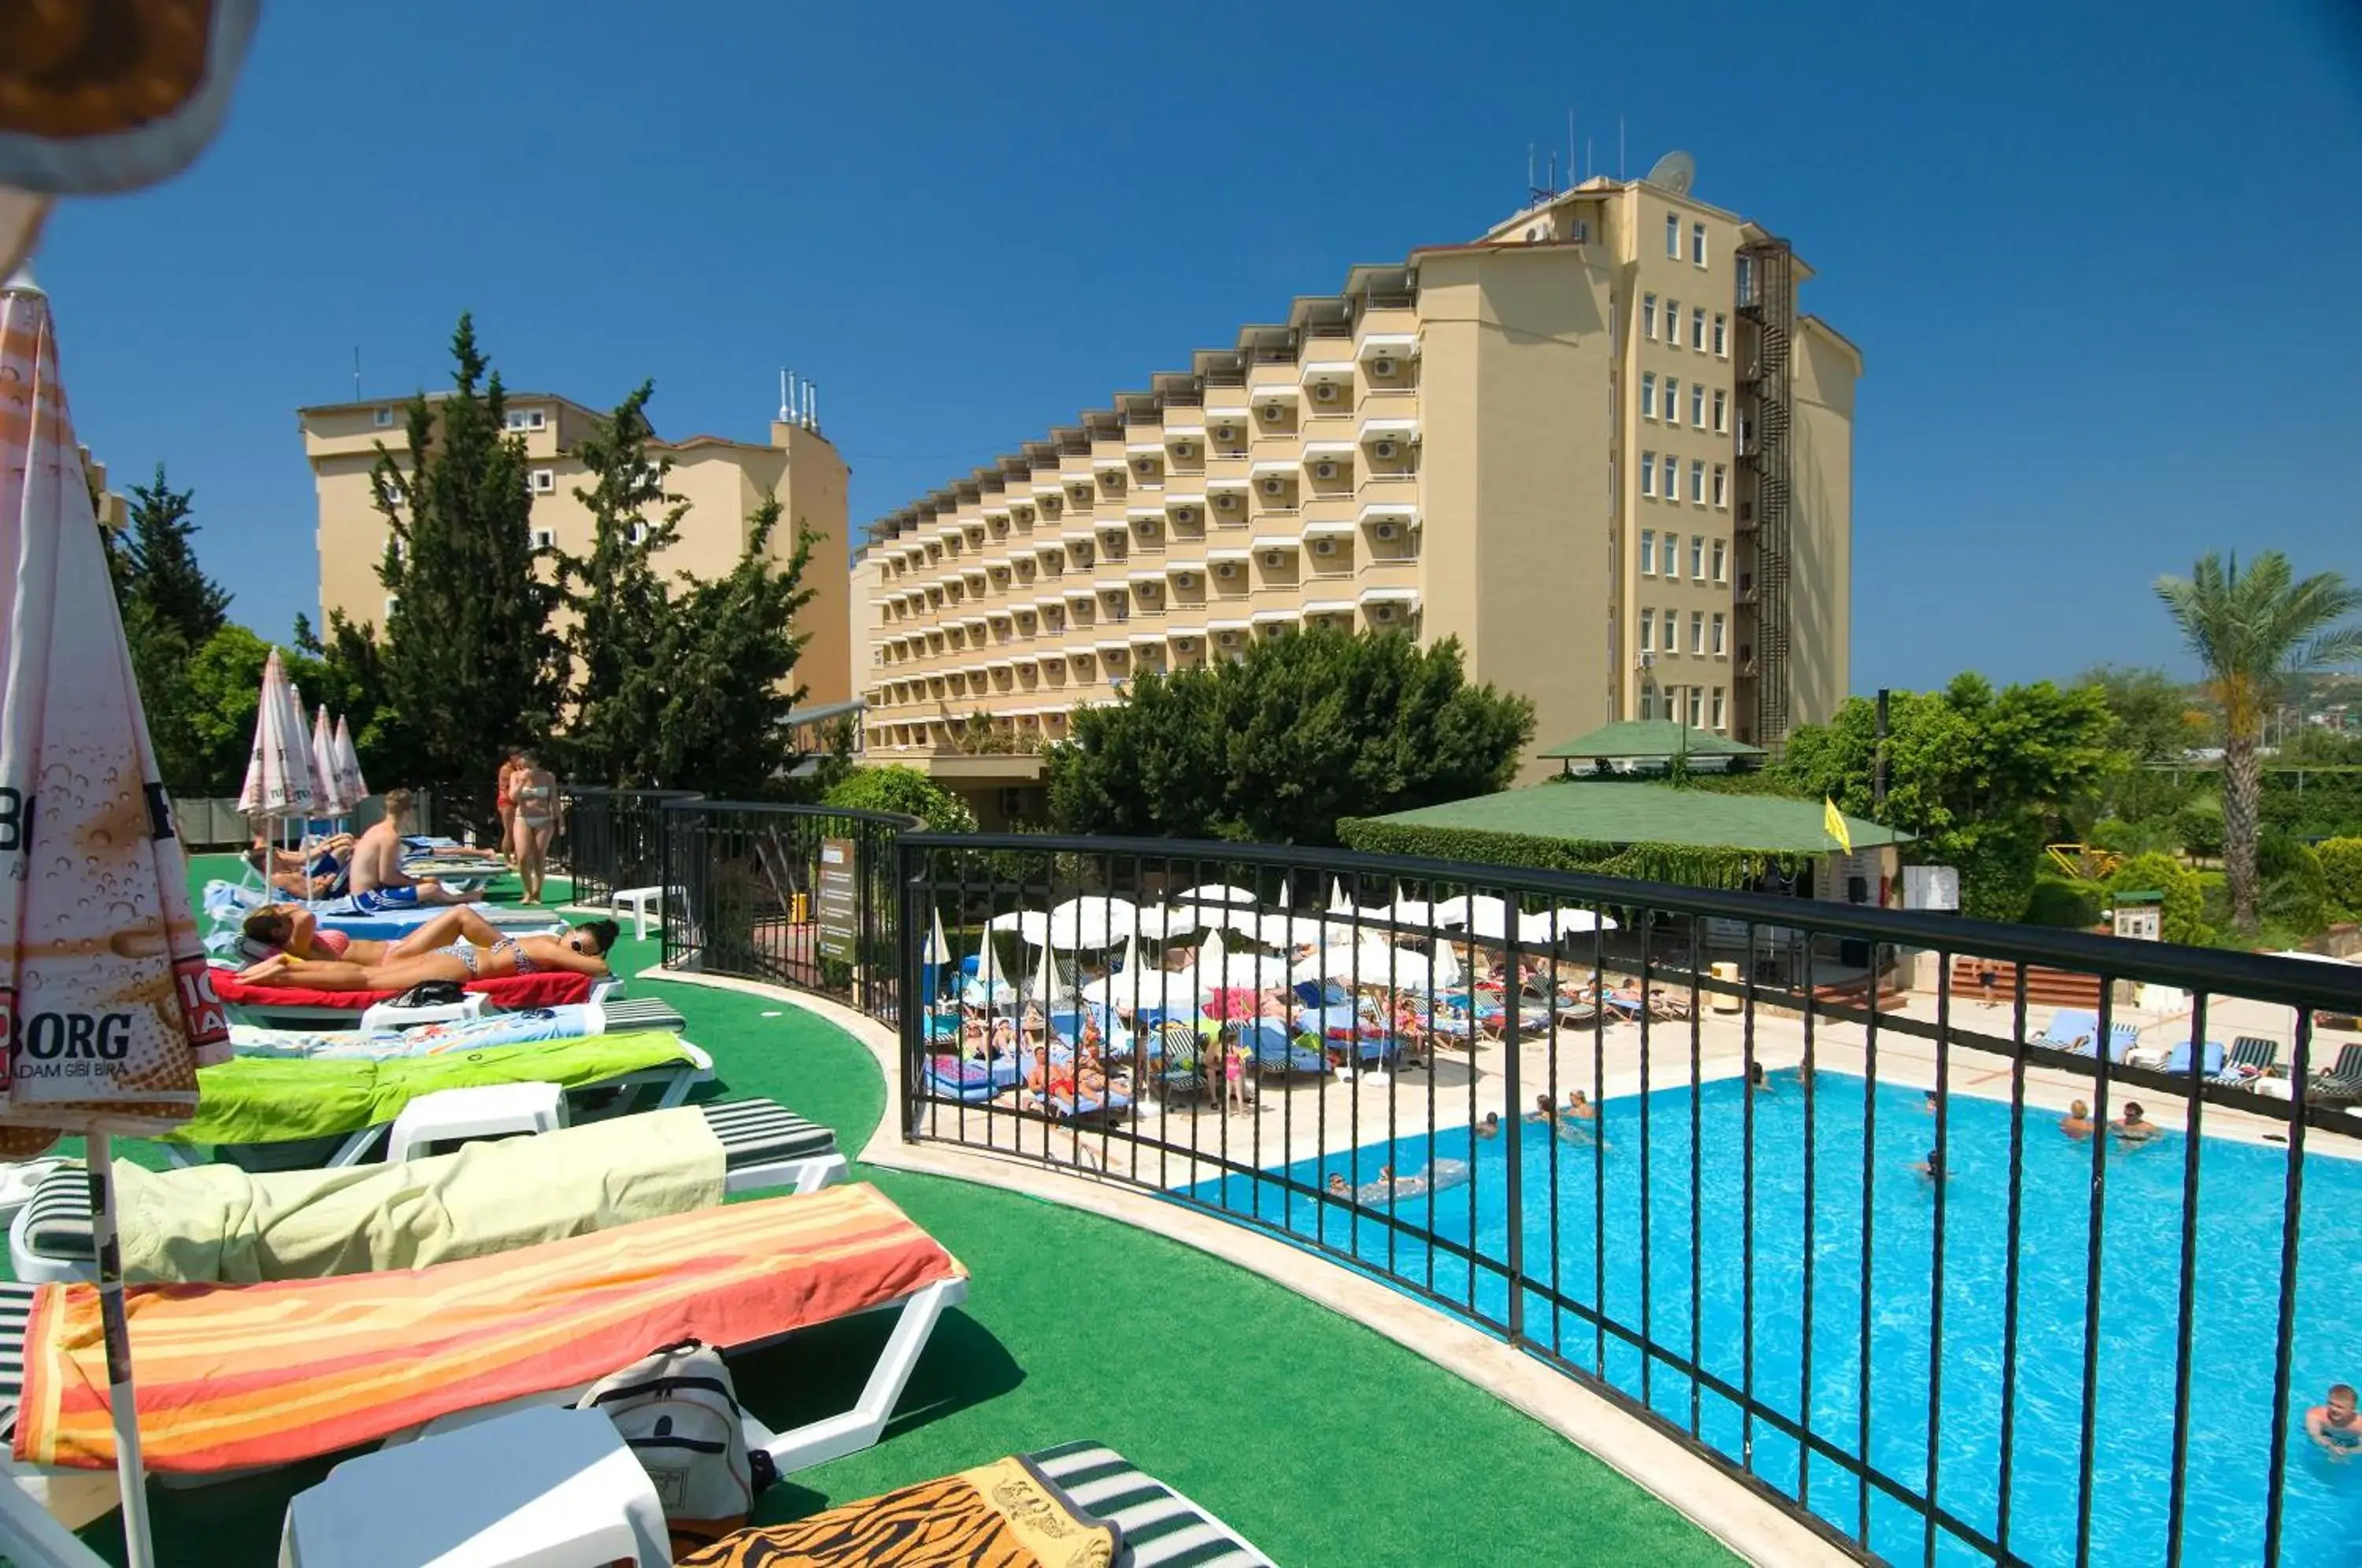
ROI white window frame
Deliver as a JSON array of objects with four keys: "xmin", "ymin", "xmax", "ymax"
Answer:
[
  {"xmin": 1666, "ymin": 212, "xmax": 1680, "ymax": 258},
  {"xmin": 1712, "ymin": 465, "xmax": 1729, "ymax": 510},
  {"xmin": 1712, "ymin": 537, "xmax": 1727, "ymax": 580},
  {"xmin": 1692, "ymin": 308, "xmax": 1707, "ymax": 351},
  {"xmin": 1639, "ymin": 609, "xmax": 1654, "ymax": 653},
  {"xmin": 1713, "ymin": 313, "xmax": 1728, "ymax": 357},
  {"xmin": 1712, "ymin": 389, "xmax": 1728, "ymax": 433},
  {"xmin": 1692, "ymin": 222, "xmax": 1708, "ymax": 266},
  {"xmin": 1690, "ymin": 384, "xmax": 1705, "ymax": 428},
  {"xmin": 531, "ymin": 527, "xmax": 554, "ymax": 549},
  {"xmin": 372, "ymin": 406, "xmax": 393, "ymax": 428},
  {"xmin": 1643, "ymin": 294, "xmax": 1657, "ymax": 339},
  {"xmin": 1690, "ymin": 610, "xmax": 1705, "ymax": 655},
  {"xmin": 1712, "ymin": 687, "xmax": 1726, "ymax": 730},
  {"xmin": 1690, "ymin": 462, "xmax": 1705, "ymax": 506},
  {"xmin": 1641, "ymin": 372, "xmax": 1657, "ymax": 420},
  {"xmin": 1688, "ymin": 685, "xmax": 1705, "ymax": 727},
  {"xmin": 628, "ymin": 521, "xmax": 650, "ymax": 545},
  {"xmin": 1663, "ymin": 611, "xmax": 1679, "ymax": 653},
  {"xmin": 1665, "ymin": 301, "xmax": 1681, "ymax": 349},
  {"xmin": 1690, "ymin": 533, "xmax": 1705, "ymax": 578},
  {"xmin": 1712, "ymin": 612, "xmax": 1727, "ymax": 656},
  {"xmin": 1640, "ymin": 686, "xmax": 1657, "ymax": 720},
  {"xmin": 384, "ymin": 594, "xmax": 398, "ymax": 618},
  {"xmin": 529, "ymin": 468, "xmax": 555, "ymax": 494},
  {"xmin": 1661, "ymin": 455, "xmax": 1679, "ymax": 503},
  {"xmin": 1640, "ymin": 527, "xmax": 1657, "ymax": 575},
  {"xmin": 1640, "ymin": 453, "xmax": 1656, "ymax": 498}
]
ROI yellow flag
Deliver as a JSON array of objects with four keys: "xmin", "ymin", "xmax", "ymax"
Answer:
[{"xmin": 1823, "ymin": 797, "xmax": 1853, "ymax": 855}]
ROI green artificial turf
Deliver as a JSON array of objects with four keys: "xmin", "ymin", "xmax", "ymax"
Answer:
[{"xmin": 54, "ymin": 857, "xmax": 1738, "ymax": 1567}]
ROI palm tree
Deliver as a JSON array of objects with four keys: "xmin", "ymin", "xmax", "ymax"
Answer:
[{"xmin": 2155, "ymin": 553, "xmax": 2362, "ymax": 931}]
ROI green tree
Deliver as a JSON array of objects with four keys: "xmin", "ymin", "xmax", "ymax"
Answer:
[
  {"xmin": 294, "ymin": 610, "xmax": 397, "ymax": 789},
  {"xmin": 122, "ymin": 464, "xmax": 231, "ymax": 647},
  {"xmin": 171, "ymin": 625, "xmax": 334, "ymax": 797},
  {"xmin": 2106, "ymin": 851, "xmax": 2210, "ymax": 945},
  {"xmin": 2318, "ymin": 836, "xmax": 2362, "ymax": 918},
  {"xmin": 1777, "ymin": 675, "xmax": 2117, "ymax": 920},
  {"xmin": 2156, "ymin": 552, "xmax": 2362, "ymax": 930},
  {"xmin": 373, "ymin": 315, "xmax": 562, "ymax": 810},
  {"xmin": 824, "ymin": 764, "xmax": 977, "ymax": 832},
  {"xmin": 1046, "ymin": 629, "xmax": 1534, "ymax": 845}
]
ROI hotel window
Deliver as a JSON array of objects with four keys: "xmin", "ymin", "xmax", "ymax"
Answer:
[
  {"xmin": 372, "ymin": 406, "xmax": 394, "ymax": 428},
  {"xmin": 1643, "ymin": 294, "xmax": 1657, "ymax": 339},
  {"xmin": 1690, "ymin": 384, "xmax": 1705, "ymax": 428},
  {"xmin": 1666, "ymin": 213, "xmax": 1679, "ymax": 257},
  {"xmin": 1663, "ymin": 377, "xmax": 1679, "ymax": 420},
  {"xmin": 1691, "ymin": 222, "xmax": 1707, "ymax": 265},
  {"xmin": 1712, "ymin": 687, "xmax": 1727, "ymax": 730},
  {"xmin": 1639, "ymin": 529, "xmax": 1657, "ymax": 574},
  {"xmin": 1688, "ymin": 686, "xmax": 1705, "ymax": 727},
  {"xmin": 1640, "ymin": 453, "xmax": 1656, "ymax": 497},
  {"xmin": 1736, "ymin": 253, "xmax": 1754, "ymax": 304},
  {"xmin": 1692, "ymin": 308, "xmax": 1707, "ymax": 350},
  {"xmin": 1712, "ymin": 538, "xmax": 1727, "ymax": 581},
  {"xmin": 1712, "ymin": 464, "xmax": 1729, "ymax": 509},
  {"xmin": 1690, "ymin": 461, "xmax": 1705, "ymax": 505},
  {"xmin": 1690, "ymin": 534, "xmax": 1705, "ymax": 578},
  {"xmin": 1639, "ymin": 609, "xmax": 1654, "ymax": 652},
  {"xmin": 1712, "ymin": 612, "xmax": 1727, "ymax": 655},
  {"xmin": 1665, "ymin": 301, "xmax": 1681, "ymax": 349},
  {"xmin": 1690, "ymin": 611, "xmax": 1705, "ymax": 655},
  {"xmin": 1641, "ymin": 372, "xmax": 1657, "ymax": 420},
  {"xmin": 1713, "ymin": 313, "xmax": 1728, "ymax": 357},
  {"xmin": 531, "ymin": 527, "xmax": 554, "ymax": 549},
  {"xmin": 1640, "ymin": 687, "xmax": 1657, "ymax": 721},
  {"xmin": 528, "ymin": 468, "xmax": 555, "ymax": 494},
  {"xmin": 1663, "ymin": 612, "xmax": 1679, "ymax": 653},
  {"xmin": 1660, "ymin": 455, "xmax": 1679, "ymax": 502},
  {"xmin": 1712, "ymin": 389, "xmax": 1728, "ymax": 433}
]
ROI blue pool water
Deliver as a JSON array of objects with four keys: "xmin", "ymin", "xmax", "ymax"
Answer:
[{"xmin": 1188, "ymin": 1074, "xmax": 2362, "ymax": 1565}]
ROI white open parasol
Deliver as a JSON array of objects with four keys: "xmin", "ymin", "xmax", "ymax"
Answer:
[
  {"xmin": 0, "ymin": 272, "xmax": 231, "ymax": 1567},
  {"xmin": 331, "ymin": 714, "xmax": 368, "ymax": 805}
]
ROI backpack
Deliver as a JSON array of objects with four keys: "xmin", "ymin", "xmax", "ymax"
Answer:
[{"xmin": 579, "ymin": 1340, "xmax": 775, "ymax": 1549}]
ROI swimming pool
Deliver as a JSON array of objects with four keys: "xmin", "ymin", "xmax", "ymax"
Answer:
[{"xmin": 1188, "ymin": 1071, "xmax": 2362, "ymax": 1566}]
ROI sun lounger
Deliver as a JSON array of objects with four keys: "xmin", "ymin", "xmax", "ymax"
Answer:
[
  {"xmin": 228, "ymin": 996, "xmax": 685, "ymax": 1060},
  {"xmin": 209, "ymin": 962, "xmax": 613, "ymax": 1026},
  {"xmin": 1244, "ymin": 1018, "xmax": 1325, "ymax": 1075},
  {"xmin": 2036, "ymin": 1008, "xmax": 2098, "ymax": 1051},
  {"xmin": 922, "ymin": 1052, "xmax": 1020, "ymax": 1103},
  {"xmin": 2317, "ymin": 1044, "xmax": 2362, "ymax": 1096},
  {"xmin": 653, "ymin": 1439, "xmax": 1275, "ymax": 1566},
  {"xmin": 164, "ymin": 1031, "xmax": 714, "ymax": 1170},
  {"xmin": 10, "ymin": 1099, "xmax": 846, "ymax": 1285},
  {"xmin": 0, "ymin": 1185, "xmax": 966, "ymax": 1529},
  {"xmin": 2161, "ymin": 1039, "xmax": 2227, "ymax": 1078},
  {"xmin": 2212, "ymin": 1035, "xmax": 2280, "ymax": 1085}
]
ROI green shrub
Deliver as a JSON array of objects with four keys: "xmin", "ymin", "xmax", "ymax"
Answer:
[
  {"xmin": 2174, "ymin": 792, "xmax": 2224, "ymax": 858},
  {"xmin": 2320, "ymin": 837, "xmax": 2362, "ymax": 918},
  {"xmin": 2023, "ymin": 875, "xmax": 2104, "ymax": 930},
  {"xmin": 2108, "ymin": 852, "xmax": 2210, "ymax": 945},
  {"xmin": 823, "ymin": 765, "xmax": 976, "ymax": 834}
]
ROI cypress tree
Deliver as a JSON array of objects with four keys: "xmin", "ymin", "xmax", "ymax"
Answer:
[
  {"xmin": 372, "ymin": 315, "xmax": 561, "ymax": 808},
  {"xmin": 124, "ymin": 463, "xmax": 231, "ymax": 645}
]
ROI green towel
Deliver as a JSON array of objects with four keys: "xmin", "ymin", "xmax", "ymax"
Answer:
[
  {"xmin": 172, "ymin": 1030, "xmax": 696, "ymax": 1147},
  {"xmin": 120, "ymin": 1106, "xmax": 725, "ymax": 1282}
]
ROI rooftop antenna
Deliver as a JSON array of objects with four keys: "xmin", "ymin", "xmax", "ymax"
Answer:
[
  {"xmin": 1619, "ymin": 117, "xmax": 1626, "ymax": 180},
  {"xmin": 1526, "ymin": 143, "xmax": 1535, "ymax": 200},
  {"xmin": 779, "ymin": 368, "xmax": 792, "ymax": 422},
  {"xmin": 352, "ymin": 346, "xmax": 361, "ymax": 401},
  {"xmin": 1568, "ymin": 107, "xmax": 1576, "ymax": 186}
]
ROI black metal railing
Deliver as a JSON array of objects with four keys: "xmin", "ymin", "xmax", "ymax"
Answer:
[
  {"xmin": 894, "ymin": 831, "xmax": 2362, "ymax": 1568},
  {"xmin": 554, "ymin": 787, "xmax": 704, "ymax": 907},
  {"xmin": 658, "ymin": 800, "xmax": 916, "ymax": 1022}
]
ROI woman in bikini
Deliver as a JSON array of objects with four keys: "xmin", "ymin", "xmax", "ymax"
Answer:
[
  {"xmin": 494, "ymin": 749, "xmax": 523, "ymax": 867},
  {"xmin": 509, "ymin": 750, "xmax": 560, "ymax": 904},
  {"xmin": 237, "ymin": 908, "xmax": 618, "ymax": 991}
]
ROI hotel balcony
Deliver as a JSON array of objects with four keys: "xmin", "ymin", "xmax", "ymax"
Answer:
[
  {"xmin": 1301, "ymin": 596, "xmax": 1359, "ymax": 632},
  {"xmin": 1302, "ymin": 441, "xmax": 1356, "ymax": 500},
  {"xmin": 1161, "ymin": 492, "xmax": 1207, "ymax": 541},
  {"xmin": 1205, "ymin": 546, "xmax": 1253, "ymax": 597},
  {"xmin": 1205, "ymin": 477, "xmax": 1250, "ymax": 528},
  {"xmin": 1298, "ymin": 360, "xmax": 1356, "ymax": 423},
  {"xmin": 1247, "ymin": 385, "xmax": 1299, "ymax": 438},
  {"xmin": 1251, "ymin": 535, "xmax": 1301, "ymax": 590},
  {"xmin": 1202, "ymin": 407, "xmax": 1250, "ymax": 460},
  {"xmin": 1161, "ymin": 423, "xmax": 1206, "ymax": 475},
  {"xmin": 1124, "ymin": 444, "xmax": 1165, "ymax": 490},
  {"xmin": 1126, "ymin": 506, "xmax": 1168, "ymax": 555},
  {"xmin": 1163, "ymin": 557, "xmax": 1209, "ymax": 607},
  {"xmin": 1301, "ymin": 519, "xmax": 1357, "ymax": 578}
]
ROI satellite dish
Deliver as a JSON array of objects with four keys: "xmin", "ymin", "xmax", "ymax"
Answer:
[{"xmin": 1644, "ymin": 150, "xmax": 1695, "ymax": 197}]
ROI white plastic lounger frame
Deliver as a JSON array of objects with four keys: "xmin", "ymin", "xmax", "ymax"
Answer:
[{"xmin": 154, "ymin": 1041, "xmax": 716, "ymax": 1170}]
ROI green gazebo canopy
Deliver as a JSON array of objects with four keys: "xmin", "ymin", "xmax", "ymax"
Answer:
[{"xmin": 1538, "ymin": 720, "xmax": 1768, "ymax": 761}]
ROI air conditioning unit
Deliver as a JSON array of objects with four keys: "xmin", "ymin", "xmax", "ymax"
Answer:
[
  {"xmin": 1371, "ymin": 604, "xmax": 1397, "ymax": 623},
  {"xmin": 1313, "ymin": 460, "xmax": 1337, "ymax": 481},
  {"xmin": 1261, "ymin": 404, "xmax": 1284, "ymax": 422},
  {"xmin": 1371, "ymin": 357, "xmax": 1397, "ymax": 378},
  {"xmin": 1262, "ymin": 551, "xmax": 1282, "ymax": 568},
  {"xmin": 1215, "ymin": 494, "xmax": 1238, "ymax": 511},
  {"xmin": 1373, "ymin": 440, "xmax": 1398, "ymax": 461},
  {"xmin": 1215, "ymin": 561, "xmax": 1238, "ymax": 579},
  {"xmin": 1135, "ymin": 458, "xmax": 1155, "ymax": 475},
  {"xmin": 1217, "ymin": 631, "xmax": 1240, "ymax": 647},
  {"xmin": 1176, "ymin": 572, "xmax": 1196, "ymax": 586},
  {"xmin": 1140, "ymin": 518, "xmax": 1160, "ymax": 535},
  {"xmin": 1373, "ymin": 521, "xmax": 1399, "ymax": 541},
  {"xmin": 1312, "ymin": 538, "xmax": 1335, "ymax": 556},
  {"xmin": 1261, "ymin": 479, "xmax": 1283, "ymax": 496},
  {"xmin": 1637, "ymin": 652, "xmax": 1657, "ymax": 670},
  {"xmin": 1173, "ymin": 442, "xmax": 1194, "ymax": 458},
  {"xmin": 1173, "ymin": 507, "xmax": 1194, "ymax": 523},
  {"xmin": 1175, "ymin": 638, "xmax": 1195, "ymax": 649},
  {"xmin": 1313, "ymin": 383, "xmax": 1338, "ymax": 403}
]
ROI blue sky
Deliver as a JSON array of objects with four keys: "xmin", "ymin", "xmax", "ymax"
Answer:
[{"xmin": 31, "ymin": 0, "xmax": 2362, "ymax": 692}]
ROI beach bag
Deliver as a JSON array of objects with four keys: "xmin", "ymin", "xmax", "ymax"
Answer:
[
  {"xmin": 579, "ymin": 1339, "xmax": 773, "ymax": 1549},
  {"xmin": 390, "ymin": 979, "xmax": 465, "ymax": 1009}
]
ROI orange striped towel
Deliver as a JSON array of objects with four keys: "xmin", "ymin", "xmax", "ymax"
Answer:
[{"xmin": 15, "ymin": 1184, "xmax": 964, "ymax": 1473}]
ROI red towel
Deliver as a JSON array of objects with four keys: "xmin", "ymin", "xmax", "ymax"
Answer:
[{"xmin": 209, "ymin": 968, "xmax": 593, "ymax": 1011}]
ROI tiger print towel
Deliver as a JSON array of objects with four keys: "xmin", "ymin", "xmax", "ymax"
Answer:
[{"xmin": 676, "ymin": 1456, "xmax": 1119, "ymax": 1567}]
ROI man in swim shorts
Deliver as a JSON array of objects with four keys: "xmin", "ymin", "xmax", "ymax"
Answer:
[
  {"xmin": 2308, "ymin": 1384, "xmax": 2362, "ymax": 1459},
  {"xmin": 348, "ymin": 790, "xmax": 472, "ymax": 910},
  {"xmin": 2060, "ymin": 1100, "xmax": 2094, "ymax": 1138}
]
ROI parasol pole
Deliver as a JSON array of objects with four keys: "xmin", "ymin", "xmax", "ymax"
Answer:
[{"xmin": 83, "ymin": 1132, "xmax": 154, "ymax": 1568}]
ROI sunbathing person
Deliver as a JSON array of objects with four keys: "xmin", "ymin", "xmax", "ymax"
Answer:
[
  {"xmin": 241, "ymin": 904, "xmax": 391, "ymax": 966},
  {"xmin": 238, "ymin": 910, "xmax": 618, "ymax": 991},
  {"xmin": 244, "ymin": 834, "xmax": 354, "ymax": 899},
  {"xmin": 346, "ymin": 790, "xmax": 472, "ymax": 910}
]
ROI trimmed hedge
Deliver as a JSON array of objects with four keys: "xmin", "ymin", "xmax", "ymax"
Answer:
[
  {"xmin": 2320, "ymin": 837, "xmax": 2362, "ymax": 916},
  {"xmin": 1334, "ymin": 817, "xmax": 1809, "ymax": 890}
]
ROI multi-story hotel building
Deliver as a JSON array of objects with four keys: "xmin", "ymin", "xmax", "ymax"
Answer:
[
  {"xmin": 299, "ymin": 392, "xmax": 856, "ymax": 709},
  {"xmin": 855, "ymin": 160, "xmax": 1858, "ymax": 815}
]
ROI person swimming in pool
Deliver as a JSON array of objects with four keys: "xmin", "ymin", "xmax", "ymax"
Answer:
[
  {"xmin": 1747, "ymin": 1061, "xmax": 1776, "ymax": 1095},
  {"xmin": 2112, "ymin": 1101, "xmax": 2159, "ymax": 1144},
  {"xmin": 1327, "ymin": 1174, "xmax": 1351, "ymax": 1197},
  {"xmin": 2308, "ymin": 1384, "xmax": 2362, "ymax": 1459},
  {"xmin": 1475, "ymin": 1111, "xmax": 1502, "ymax": 1140},
  {"xmin": 1912, "ymin": 1147, "xmax": 1947, "ymax": 1184},
  {"xmin": 238, "ymin": 909, "xmax": 617, "ymax": 990},
  {"xmin": 2060, "ymin": 1100, "xmax": 2095, "ymax": 1139}
]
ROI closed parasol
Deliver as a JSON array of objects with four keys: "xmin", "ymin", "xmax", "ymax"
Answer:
[{"xmin": 331, "ymin": 714, "xmax": 368, "ymax": 805}]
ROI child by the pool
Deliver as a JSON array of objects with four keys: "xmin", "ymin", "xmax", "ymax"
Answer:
[{"xmin": 2308, "ymin": 1385, "xmax": 2362, "ymax": 1459}]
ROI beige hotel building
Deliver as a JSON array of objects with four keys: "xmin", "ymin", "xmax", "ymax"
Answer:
[
  {"xmin": 856, "ymin": 160, "xmax": 1859, "ymax": 814},
  {"xmin": 300, "ymin": 392, "xmax": 855, "ymax": 709}
]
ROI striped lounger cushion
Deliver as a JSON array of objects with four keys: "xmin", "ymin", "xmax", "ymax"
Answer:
[
  {"xmin": 14, "ymin": 1099, "xmax": 839, "ymax": 1266},
  {"xmin": 1029, "ymin": 1441, "xmax": 1276, "ymax": 1567}
]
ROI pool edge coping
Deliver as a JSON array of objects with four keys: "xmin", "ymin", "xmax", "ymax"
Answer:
[{"xmin": 646, "ymin": 963, "xmax": 1850, "ymax": 1568}]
